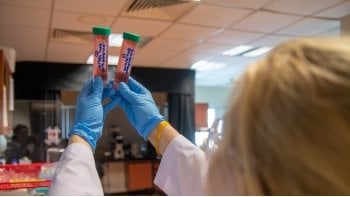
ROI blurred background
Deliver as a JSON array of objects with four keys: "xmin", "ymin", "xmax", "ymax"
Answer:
[{"xmin": 0, "ymin": 0, "xmax": 349, "ymax": 195}]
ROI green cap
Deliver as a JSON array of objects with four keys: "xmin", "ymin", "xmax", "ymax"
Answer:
[
  {"xmin": 123, "ymin": 32, "xmax": 140, "ymax": 43},
  {"xmin": 92, "ymin": 26, "xmax": 111, "ymax": 35}
]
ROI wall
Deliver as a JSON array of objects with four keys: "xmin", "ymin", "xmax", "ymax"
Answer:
[{"xmin": 195, "ymin": 85, "xmax": 234, "ymax": 119}]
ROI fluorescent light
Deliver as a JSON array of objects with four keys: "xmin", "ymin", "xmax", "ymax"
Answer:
[
  {"xmin": 242, "ymin": 47, "xmax": 272, "ymax": 57},
  {"xmin": 191, "ymin": 60, "xmax": 226, "ymax": 71},
  {"xmin": 86, "ymin": 55, "xmax": 119, "ymax": 65},
  {"xmin": 191, "ymin": 60, "xmax": 207, "ymax": 69},
  {"xmin": 109, "ymin": 33, "xmax": 123, "ymax": 47},
  {"xmin": 222, "ymin": 45, "xmax": 253, "ymax": 56}
]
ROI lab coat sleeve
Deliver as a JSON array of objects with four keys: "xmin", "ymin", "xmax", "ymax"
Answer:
[
  {"xmin": 154, "ymin": 135, "xmax": 208, "ymax": 195},
  {"xmin": 48, "ymin": 143, "xmax": 103, "ymax": 196}
]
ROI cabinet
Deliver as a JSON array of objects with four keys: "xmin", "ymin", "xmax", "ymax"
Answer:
[
  {"xmin": 126, "ymin": 160, "xmax": 153, "ymax": 191},
  {"xmin": 101, "ymin": 160, "xmax": 159, "ymax": 195},
  {"xmin": 0, "ymin": 49, "xmax": 14, "ymax": 135},
  {"xmin": 101, "ymin": 162, "xmax": 126, "ymax": 193},
  {"xmin": 195, "ymin": 103, "xmax": 208, "ymax": 129}
]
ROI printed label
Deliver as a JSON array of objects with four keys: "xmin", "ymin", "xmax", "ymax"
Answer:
[
  {"xmin": 95, "ymin": 41, "xmax": 108, "ymax": 72},
  {"xmin": 122, "ymin": 47, "xmax": 134, "ymax": 74}
]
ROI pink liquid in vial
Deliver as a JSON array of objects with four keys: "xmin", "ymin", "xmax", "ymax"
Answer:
[
  {"xmin": 92, "ymin": 26, "xmax": 110, "ymax": 82},
  {"xmin": 114, "ymin": 32, "xmax": 140, "ymax": 88}
]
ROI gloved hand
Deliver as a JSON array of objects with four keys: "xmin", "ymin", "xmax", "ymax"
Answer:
[
  {"xmin": 103, "ymin": 78, "xmax": 164, "ymax": 139},
  {"xmin": 70, "ymin": 77, "xmax": 104, "ymax": 150}
]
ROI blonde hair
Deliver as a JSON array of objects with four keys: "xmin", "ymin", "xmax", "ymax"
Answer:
[{"xmin": 207, "ymin": 37, "xmax": 350, "ymax": 195}]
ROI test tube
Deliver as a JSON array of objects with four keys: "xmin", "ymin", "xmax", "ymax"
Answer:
[
  {"xmin": 114, "ymin": 32, "xmax": 140, "ymax": 88},
  {"xmin": 92, "ymin": 26, "xmax": 111, "ymax": 82}
]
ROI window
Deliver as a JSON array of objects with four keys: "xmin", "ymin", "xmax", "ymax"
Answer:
[{"xmin": 195, "ymin": 108, "xmax": 216, "ymax": 147}]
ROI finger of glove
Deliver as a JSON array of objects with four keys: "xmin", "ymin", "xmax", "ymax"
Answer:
[
  {"xmin": 102, "ymin": 85, "xmax": 117, "ymax": 100},
  {"xmin": 103, "ymin": 97, "xmax": 122, "ymax": 116},
  {"xmin": 128, "ymin": 77, "xmax": 150, "ymax": 95},
  {"xmin": 119, "ymin": 82, "xmax": 140, "ymax": 103},
  {"xmin": 79, "ymin": 78, "xmax": 93, "ymax": 97},
  {"xmin": 92, "ymin": 77, "xmax": 104, "ymax": 98}
]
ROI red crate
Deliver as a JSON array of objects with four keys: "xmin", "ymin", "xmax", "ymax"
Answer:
[
  {"xmin": 0, "ymin": 163, "xmax": 52, "ymax": 190},
  {"xmin": 0, "ymin": 180, "xmax": 51, "ymax": 190}
]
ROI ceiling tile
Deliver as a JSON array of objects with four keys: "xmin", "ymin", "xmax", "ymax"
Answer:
[
  {"xmin": 207, "ymin": 30, "xmax": 265, "ymax": 45},
  {"xmin": 179, "ymin": 4, "xmax": 252, "ymax": 28},
  {"xmin": 0, "ymin": 25, "xmax": 47, "ymax": 61},
  {"xmin": 231, "ymin": 11, "xmax": 302, "ymax": 33},
  {"xmin": 160, "ymin": 51, "xmax": 215, "ymax": 69},
  {"xmin": 264, "ymin": 0, "xmax": 343, "ymax": 16},
  {"xmin": 201, "ymin": 0, "xmax": 274, "ymax": 10},
  {"xmin": 277, "ymin": 17, "xmax": 340, "ymax": 36},
  {"xmin": 187, "ymin": 42, "xmax": 233, "ymax": 55},
  {"xmin": 0, "ymin": 0, "xmax": 52, "ymax": 9},
  {"xmin": 54, "ymin": 0, "xmax": 128, "ymax": 16},
  {"xmin": 111, "ymin": 17, "xmax": 171, "ymax": 36},
  {"xmin": 159, "ymin": 24, "xmax": 220, "ymax": 42},
  {"xmin": 319, "ymin": 28, "xmax": 341, "ymax": 37},
  {"xmin": 46, "ymin": 42, "xmax": 92, "ymax": 63},
  {"xmin": 249, "ymin": 34, "xmax": 293, "ymax": 47},
  {"xmin": 52, "ymin": 10, "xmax": 114, "ymax": 32},
  {"xmin": 314, "ymin": 1, "xmax": 350, "ymax": 18},
  {"xmin": 134, "ymin": 38, "xmax": 196, "ymax": 66},
  {"xmin": 0, "ymin": 5, "xmax": 51, "ymax": 27}
]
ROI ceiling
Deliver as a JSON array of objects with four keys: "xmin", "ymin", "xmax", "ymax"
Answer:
[{"xmin": 0, "ymin": 0, "xmax": 349, "ymax": 87}]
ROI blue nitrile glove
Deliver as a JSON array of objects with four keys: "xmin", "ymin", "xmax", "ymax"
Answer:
[
  {"xmin": 70, "ymin": 77, "xmax": 104, "ymax": 150},
  {"xmin": 102, "ymin": 81, "xmax": 119, "ymax": 118},
  {"xmin": 103, "ymin": 78, "xmax": 164, "ymax": 139}
]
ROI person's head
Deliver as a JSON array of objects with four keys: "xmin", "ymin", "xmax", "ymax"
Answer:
[
  {"xmin": 207, "ymin": 37, "xmax": 350, "ymax": 195},
  {"xmin": 12, "ymin": 124, "xmax": 30, "ymax": 145}
]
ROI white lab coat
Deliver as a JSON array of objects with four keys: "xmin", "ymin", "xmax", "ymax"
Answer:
[{"xmin": 48, "ymin": 135, "xmax": 207, "ymax": 195}]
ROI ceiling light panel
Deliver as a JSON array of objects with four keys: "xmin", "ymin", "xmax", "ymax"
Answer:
[
  {"xmin": 109, "ymin": 33, "xmax": 123, "ymax": 47},
  {"xmin": 222, "ymin": 45, "xmax": 253, "ymax": 56},
  {"xmin": 242, "ymin": 47, "xmax": 272, "ymax": 57},
  {"xmin": 191, "ymin": 60, "xmax": 227, "ymax": 71}
]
